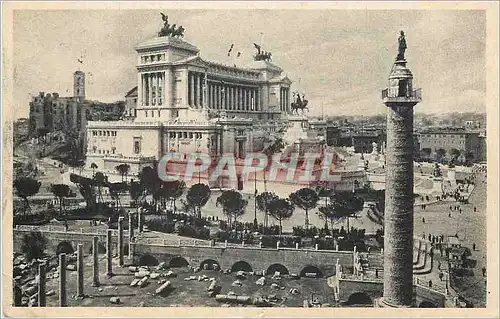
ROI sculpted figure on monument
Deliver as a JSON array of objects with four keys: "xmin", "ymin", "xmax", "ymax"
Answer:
[
  {"xmin": 158, "ymin": 12, "xmax": 171, "ymax": 37},
  {"xmin": 397, "ymin": 30, "xmax": 407, "ymax": 60},
  {"xmin": 291, "ymin": 91, "xmax": 309, "ymax": 114}
]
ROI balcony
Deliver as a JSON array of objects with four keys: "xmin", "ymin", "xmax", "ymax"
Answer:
[{"xmin": 382, "ymin": 88, "xmax": 422, "ymax": 104}]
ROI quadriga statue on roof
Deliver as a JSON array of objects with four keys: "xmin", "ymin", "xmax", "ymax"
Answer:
[{"xmin": 158, "ymin": 12, "xmax": 185, "ymax": 38}]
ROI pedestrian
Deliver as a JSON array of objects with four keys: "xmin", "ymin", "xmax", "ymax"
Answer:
[
  {"xmin": 474, "ymin": 206, "xmax": 477, "ymax": 212},
  {"xmin": 439, "ymin": 271, "xmax": 444, "ymax": 281},
  {"xmin": 449, "ymin": 212, "xmax": 452, "ymax": 218},
  {"xmin": 428, "ymin": 280, "xmax": 433, "ymax": 288},
  {"xmin": 375, "ymin": 269, "xmax": 379, "ymax": 279},
  {"xmin": 438, "ymin": 261, "xmax": 442, "ymax": 270},
  {"xmin": 473, "ymin": 243, "xmax": 476, "ymax": 251},
  {"xmin": 428, "ymin": 234, "xmax": 432, "ymax": 242},
  {"xmin": 422, "ymin": 217, "xmax": 425, "ymax": 223},
  {"xmin": 482, "ymin": 267, "xmax": 486, "ymax": 277}
]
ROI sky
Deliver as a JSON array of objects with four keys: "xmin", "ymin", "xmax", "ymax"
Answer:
[{"xmin": 11, "ymin": 9, "xmax": 486, "ymax": 119}]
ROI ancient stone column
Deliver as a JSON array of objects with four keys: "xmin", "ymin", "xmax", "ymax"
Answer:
[
  {"xmin": 92, "ymin": 236, "xmax": 99, "ymax": 287},
  {"xmin": 128, "ymin": 213, "xmax": 134, "ymax": 259},
  {"xmin": 138, "ymin": 209, "xmax": 143, "ymax": 233},
  {"xmin": 106, "ymin": 229, "xmax": 113, "ymax": 278},
  {"xmin": 38, "ymin": 262, "xmax": 46, "ymax": 307},
  {"xmin": 380, "ymin": 50, "xmax": 421, "ymax": 307},
  {"xmin": 118, "ymin": 216, "xmax": 124, "ymax": 267},
  {"xmin": 59, "ymin": 253, "xmax": 67, "ymax": 307},
  {"xmin": 77, "ymin": 243, "xmax": 84, "ymax": 297}
]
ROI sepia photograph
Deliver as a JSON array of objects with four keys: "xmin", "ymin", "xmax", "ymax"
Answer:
[{"xmin": 1, "ymin": 2, "xmax": 499, "ymax": 317}]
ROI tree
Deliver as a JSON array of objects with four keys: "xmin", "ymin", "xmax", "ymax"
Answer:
[
  {"xmin": 216, "ymin": 190, "xmax": 248, "ymax": 228},
  {"xmin": 186, "ymin": 183, "xmax": 211, "ymax": 219},
  {"xmin": 108, "ymin": 182, "xmax": 128, "ymax": 208},
  {"xmin": 90, "ymin": 163, "xmax": 98, "ymax": 177},
  {"xmin": 449, "ymin": 148, "xmax": 461, "ymax": 164},
  {"xmin": 420, "ymin": 148, "xmax": 432, "ymax": 161},
  {"xmin": 70, "ymin": 174, "xmax": 96, "ymax": 210},
  {"xmin": 289, "ymin": 188, "xmax": 319, "ymax": 229},
  {"xmin": 13, "ymin": 177, "xmax": 41, "ymax": 215},
  {"xmin": 129, "ymin": 180, "xmax": 145, "ymax": 206},
  {"xmin": 138, "ymin": 166, "xmax": 162, "ymax": 208},
  {"xmin": 262, "ymin": 136, "xmax": 285, "ymax": 190},
  {"xmin": 318, "ymin": 203, "xmax": 347, "ymax": 232},
  {"xmin": 115, "ymin": 163, "xmax": 131, "ymax": 182},
  {"xmin": 50, "ymin": 184, "xmax": 72, "ymax": 217},
  {"xmin": 465, "ymin": 151, "xmax": 475, "ymax": 165},
  {"xmin": 93, "ymin": 172, "xmax": 108, "ymax": 204},
  {"xmin": 267, "ymin": 198, "xmax": 294, "ymax": 237},
  {"xmin": 329, "ymin": 192, "xmax": 364, "ymax": 232},
  {"xmin": 154, "ymin": 180, "xmax": 186, "ymax": 214},
  {"xmin": 21, "ymin": 231, "xmax": 47, "ymax": 261},
  {"xmin": 436, "ymin": 148, "xmax": 446, "ymax": 163},
  {"xmin": 256, "ymin": 191, "xmax": 279, "ymax": 231}
]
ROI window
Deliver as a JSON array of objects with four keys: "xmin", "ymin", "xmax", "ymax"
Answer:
[
  {"xmin": 107, "ymin": 131, "xmax": 110, "ymax": 136},
  {"xmin": 134, "ymin": 109, "xmax": 137, "ymax": 117},
  {"xmin": 112, "ymin": 147, "xmax": 116, "ymax": 154},
  {"xmin": 99, "ymin": 131, "xmax": 102, "ymax": 136},
  {"xmin": 158, "ymin": 110, "xmax": 160, "ymax": 117},
  {"xmin": 189, "ymin": 132, "xmax": 193, "ymax": 139},
  {"xmin": 183, "ymin": 132, "xmax": 188, "ymax": 139},
  {"xmin": 134, "ymin": 138, "xmax": 142, "ymax": 154},
  {"xmin": 145, "ymin": 111, "xmax": 148, "ymax": 117}
]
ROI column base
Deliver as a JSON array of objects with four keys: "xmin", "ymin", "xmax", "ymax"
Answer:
[{"xmin": 375, "ymin": 297, "xmax": 414, "ymax": 308}]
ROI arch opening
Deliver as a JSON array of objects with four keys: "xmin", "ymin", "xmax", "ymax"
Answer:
[
  {"xmin": 300, "ymin": 266, "xmax": 323, "ymax": 278},
  {"xmin": 56, "ymin": 241, "xmax": 75, "ymax": 255},
  {"xmin": 200, "ymin": 259, "xmax": 220, "ymax": 271},
  {"xmin": 231, "ymin": 261, "xmax": 253, "ymax": 273},
  {"xmin": 419, "ymin": 301, "xmax": 436, "ymax": 308},
  {"xmin": 266, "ymin": 263, "xmax": 289, "ymax": 276},
  {"xmin": 138, "ymin": 254, "xmax": 159, "ymax": 266},
  {"xmin": 346, "ymin": 292, "xmax": 372, "ymax": 305},
  {"xmin": 169, "ymin": 256, "xmax": 189, "ymax": 268}
]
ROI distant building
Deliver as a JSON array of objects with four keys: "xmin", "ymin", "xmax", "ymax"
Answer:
[
  {"xmin": 124, "ymin": 86, "xmax": 138, "ymax": 119},
  {"xmin": 418, "ymin": 129, "xmax": 483, "ymax": 163},
  {"xmin": 28, "ymin": 71, "xmax": 125, "ymax": 137},
  {"xmin": 325, "ymin": 125, "xmax": 341, "ymax": 146}
]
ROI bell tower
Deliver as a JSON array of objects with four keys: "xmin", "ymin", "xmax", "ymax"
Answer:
[
  {"xmin": 74, "ymin": 71, "xmax": 85, "ymax": 103},
  {"xmin": 378, "ymin": 31, "xmax": 422, "ymax": 308}
]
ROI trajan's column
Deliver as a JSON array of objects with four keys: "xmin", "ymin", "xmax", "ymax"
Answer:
[{"xmin": 379, "ymin": 31, "xmax": 422, "ymax": 307}]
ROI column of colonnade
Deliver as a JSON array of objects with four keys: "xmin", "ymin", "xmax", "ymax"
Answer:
[
  {"xmin": 140, "ymin": 72, "xmax": 167, "ymax": 107},
  {"xmin": 188, "ymin": 71, "xmax": 210, "ymax": 109},
  {"xmin": 201, "ymin": 80, "xmax": 262, "ymax": 112}
]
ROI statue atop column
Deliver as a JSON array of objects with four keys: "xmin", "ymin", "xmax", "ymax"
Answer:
[{"xmin": 397, "ymin": 30, "xmax": 407, "ymax": 61}]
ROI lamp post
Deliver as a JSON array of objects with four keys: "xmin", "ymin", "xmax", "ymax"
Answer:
[{"xmin": 254, "ymin": 173, "xmax": 258, "ymax": 229}]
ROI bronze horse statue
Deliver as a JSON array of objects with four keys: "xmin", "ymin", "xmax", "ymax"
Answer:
[{"xmin": 291, "ymin": 92, "xmax": 308, "ymax": 114}]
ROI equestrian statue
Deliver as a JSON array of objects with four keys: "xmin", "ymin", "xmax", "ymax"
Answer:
[{"xmin": 291, "ymin": 92, "xmax": 309, "ymax": 115}]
